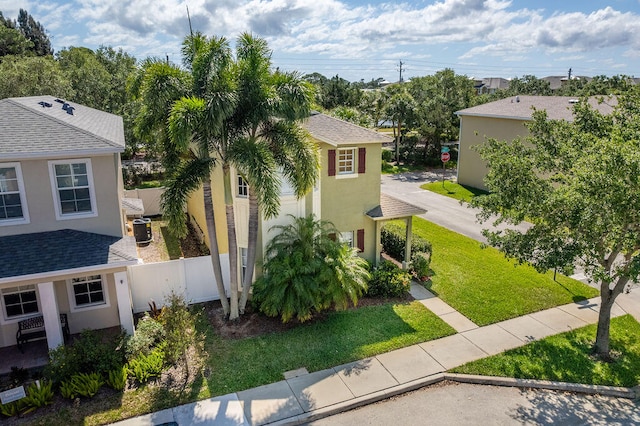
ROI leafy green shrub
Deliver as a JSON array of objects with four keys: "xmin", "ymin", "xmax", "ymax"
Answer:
[
  {"xmin": 253, "ymin": 215, "xmax": 370, "ymax": 322},
  {"xmin": 410, "ymin": 251, "xmax": 431, "ymax": 280},
  {"xmin": 125, "ymin": 314, "xmax": 164, "ymax": 360},
  {"xmin": 127, "ymin": 345, "xmax": 165, "ymax": 384},
  {"xmin": 367, "ymin": 260, "xmax": 412, "ymax": 297},
  {"xmin": 60, "ymin": 373, "xmax": 103, "ymax": 399},
  {"xmin": 22, "ymin": 381, "xmax": 54, "ymax": 413},
  {"xmin": 8, "ymin": 366, "xmax": 29, "ymax": 386},
  {"xmin": 106, "ymin": 366, "xmax": 128, "ymax": 391},
  {"xmin": 0, "ymin": 399, "xmax": 26, "ymax": 417},
  {"xmin": 381, "ymin": 149, "xmax": 394, "ymax": 162},
  {"xmin": 161, "ymin": 292, "xmax": 197, "ymax": 366},
  {"xmin": 381, "ymin": 222, "xmax": 432, "ymax": 262},
  {"xmin": 45, "ymin": 329, "xmax": 126, "ymax": 384}
]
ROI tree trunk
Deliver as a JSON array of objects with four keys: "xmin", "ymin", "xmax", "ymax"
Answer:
[
  {"xmin": 203, "ymin": 178, "xmax": 230, "ymax": 316},
  {"xmin": 223, "ymin": 166, "xmax": 240, "ymax": 320},
  {"xmin": 594, "ymin": 276, "xmax": 628, "ymax": 360},
  {"xmin": 239, "ymin": 191, "xmax": 259, "ymax": 314}
]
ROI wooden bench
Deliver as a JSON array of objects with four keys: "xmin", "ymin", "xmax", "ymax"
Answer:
[{"xmin": 16, "ymin": 313, "xmax": 70, "ymax": 352}]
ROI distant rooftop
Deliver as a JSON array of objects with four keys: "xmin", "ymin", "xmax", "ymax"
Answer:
[{"xmin": 456, "ymin": 96, "xmax": 617, "ymax": 121}]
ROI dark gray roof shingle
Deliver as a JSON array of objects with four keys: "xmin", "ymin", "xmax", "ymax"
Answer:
[
  {"xmin": 302, "ymin": 112, "xmax": 392, "ymax": 146},
  {"xmin": 0, "ymin": 229, "xmax": 137, "ymax": 280},
  {"xmin": 0, "ymin": 96, "xmax": 125, "ymax": 159}
]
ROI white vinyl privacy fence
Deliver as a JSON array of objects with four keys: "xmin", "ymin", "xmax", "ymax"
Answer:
[{"xmin": 128, "ymin": 255, "xmax": 230, "ymax": 313}]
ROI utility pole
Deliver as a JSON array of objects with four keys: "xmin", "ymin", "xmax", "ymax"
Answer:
[
  {"xmin": 568, "ymin": 67, "xmax": 572, "ymax": 81},
  {"xmin": 398, "ymin": 60, "xmax": 404, "ymax": 83}
]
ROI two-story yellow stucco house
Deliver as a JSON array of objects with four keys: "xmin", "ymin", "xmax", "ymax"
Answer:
[
  {"xmin": 456, "ymin": 96, "xmax": 616, "ymax": 190},
  {"xmin": 186, "ymin": 112, "xmax": 425, "ymax": 284},
  {"xmin": 0, "ymin": 96, "xmax": 138, "ymax": 354}
]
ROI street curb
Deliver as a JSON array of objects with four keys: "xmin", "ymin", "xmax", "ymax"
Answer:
[{"xmin": 264, "ymin": 373, "xmax": 638, "ymax": 425}]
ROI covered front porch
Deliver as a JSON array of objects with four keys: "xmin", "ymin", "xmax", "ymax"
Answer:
[
  {"xmin": 0, "ymin": 229, "xmax": 138, "ymax": 370},
  {"xmin": 366, "ymin": 193, "xmax": 427, "ymax": 267}
]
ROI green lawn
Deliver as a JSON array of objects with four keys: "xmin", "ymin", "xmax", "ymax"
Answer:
[
  {"xmin": 36, "ymin": 301, "xmax": 454, "ymax": 425},
  {"xmin": 452, "ymin": 315, "xmax": 640, "ymax": 387},
  {"xmin": 409, "ymin": 217, "xmax": 599, "ymax": 326},
  {"xmin": 381, "ymin": 161, "xmax": 425, "ymax": 175},
  {"xmin": 420, "ymin": 180, "xmax": 488, "ymax": 203}
]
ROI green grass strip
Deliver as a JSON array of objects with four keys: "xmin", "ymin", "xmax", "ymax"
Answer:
[
  {"xmin": 409, "ymin": 217, "xmax": 598, "ymax": 326},
  {"xmin": 452, "ymin": 315, "xmax": 640, "ymax": 387},
  {"xmin": 420, "ymin": 181, "xmax": 488, "ymax": 203}
]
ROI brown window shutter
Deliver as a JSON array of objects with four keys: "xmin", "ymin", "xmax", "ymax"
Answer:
[
  {"xmin": 357, "ymin": 229, "xmax": 365, "ymax": 252},
  {"xmin": 328, "ymin": 232, "xmax": 336, "ymax": 241},
  {"xmin": 358, "ymin": 147, "xmax": 366, "ymax": 174},
  {"xmin": 328, "ymin": 149, "xmax": 336, "ymax": 176}
]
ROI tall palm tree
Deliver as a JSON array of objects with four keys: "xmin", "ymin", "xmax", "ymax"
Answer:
[
  {"xmin": 132, "ymin": 35, "xmax": 235, "ymax": 316},
  {"xmin": 227, "ymin": 34, "xmax": 318, "ymax": 315}
]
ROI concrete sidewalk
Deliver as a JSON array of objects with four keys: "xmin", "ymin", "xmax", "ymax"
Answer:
[{"xmin": 111, "ymin": 288, "xmax": 632, "ymax": 426}]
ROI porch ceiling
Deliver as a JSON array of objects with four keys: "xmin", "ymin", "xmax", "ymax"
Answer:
[
  {"xmin": 366, "ymin": 193, "xmax": 426, "ymax": 221},
  {"xmin": 0, "ymin": 229, "xmax": 138, "ymax": 283}
]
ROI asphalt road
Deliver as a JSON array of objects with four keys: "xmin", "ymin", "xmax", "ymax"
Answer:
[
  {"xmin": 381, "ymin": 171, "xmax": 530, "ymax": 244},
  {"xmin": 306, "ymin": 382, "xmax": 640, "ymax": 426}
]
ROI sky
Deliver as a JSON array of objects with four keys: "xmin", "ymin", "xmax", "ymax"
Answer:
[{"xmin": 2, "ymin": 0, "xmax": 640, "ymax": 82}]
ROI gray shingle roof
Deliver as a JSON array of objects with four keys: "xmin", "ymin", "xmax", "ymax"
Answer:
[
  {"xmin": 0, "ymin": 96, "xmax": 125, "ymax": 159},
  {"xmin": 0, "ymin": 230, "xmax": 137, "ymax": 281},
  {"xmin": 302, "ymin": 112, "xmax": 392, "ymax": 146},
  {"xmin": 366, "ymin": 193, "xmax": 426, "ymax": 221},
  {"xmin": 456, "ymin": 96, "xmax": 616, "ymax": 121}
]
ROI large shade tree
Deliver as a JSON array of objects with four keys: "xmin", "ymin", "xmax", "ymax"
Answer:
[{"xmin": 471, "ymin": 93, "xmax": 640, "ymax": 360}]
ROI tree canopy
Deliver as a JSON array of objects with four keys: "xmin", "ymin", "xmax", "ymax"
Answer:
[{"xmin": 471, "ymin": 91, "xmax": 640, "ymax": 359}]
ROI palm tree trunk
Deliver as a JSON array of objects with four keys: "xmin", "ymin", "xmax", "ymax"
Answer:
[
  {"xmin": 239, "ymin": 191, "xmax": 259, "ymax": 314},
  {"xmin": 223, "ymin": 165, "xmax": 240, "ymax": 320},
  {"xmin": 203, "ymin": 178, "xmax": 230, "ymax": 316}
]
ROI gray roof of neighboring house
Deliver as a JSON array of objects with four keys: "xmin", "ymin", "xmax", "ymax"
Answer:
[
  {"xmin": 456, "ymin": 96, "xmax": 616, "ymax": 121},
  {"xmin": 0, "ymin": 230, "xmax": 137, "ymax": 282},
  {"xmin": 541, "ymin": 75, "xmax": 592, "ymax": 90},
  {"xmin": 0, "ymin": 96, "xmax": 125, "ymax": 160},
  {"xmin": 302, "ymin": 112, "xmax": 392, "ymax": 146},
  {"xmin": 475, "ymin": 78, "xmax": 510, "ymax": 90},
  {"xmin": 366, "ymin": 193, "xmax": 426, "ymax": 221}
]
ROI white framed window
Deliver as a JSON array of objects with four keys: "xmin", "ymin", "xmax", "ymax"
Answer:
[
  {"xmin": 338, "ymin": 148, "xmax": 356, "ymax": 175},
  {"xmin": 237, "ymin": 176, "xmax": 249, "ymax": 198},
  {"xmin": 1, "ymin": 285, "xmax": 39, "ymax": 320},
  {"xmin": 339, "ymin": 231, "xmax": 354, "ymax": 248},
  {"xmin": 67, "ymin": 275, "xmax": 109, "ymax": 311},
  {"xmin": 49, "ymin": 159, "xmax": 97, "ymax": 220},
  {"xmin": 0, "ymin": 162, "xmax": 30, "ymax": 226}
]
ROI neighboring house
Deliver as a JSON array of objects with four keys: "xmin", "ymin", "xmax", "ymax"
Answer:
[
  {"xmin": 186, "ymin": 112, "xmax": 425, "ymax": 284},
  {"xmin": 472, "ymin": 77, "xmax": 510, "ymax": 95},
  {"xmin": 541, "ymin": 75, "xmax": 591, "ymax": 91},
  {"xmin": 455, "ymin": 95, "xmax": 615, "ymax": 190},
  {"xmin": 0, "ymin": 96, "xmax": 138, "ymax": 351}
]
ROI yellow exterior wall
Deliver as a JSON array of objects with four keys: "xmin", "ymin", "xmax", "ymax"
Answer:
[
  {"xmin": 319, "ymin": 141, "xmax": 381, "ymax": 263},
  {"xmin": 458, "ymin": 116, "xmax": 529, "ymax": 190},
  {"xmin": 185, "ymin": 164, "xmax": 229, "ymax": 254}
]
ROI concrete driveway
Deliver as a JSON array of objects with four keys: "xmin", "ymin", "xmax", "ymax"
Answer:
[{"xmin": 381, "ymin": 171, "xmax": 530, "ymax": 243}]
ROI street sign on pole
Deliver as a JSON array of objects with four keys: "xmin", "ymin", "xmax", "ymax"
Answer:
[
  {"xmin": 441, "ymin": 152, "xmax": 451, "ymax": 162},
  {"xmin": 441, "ymin": 146, "xmax": 450, "ymax": 153}
]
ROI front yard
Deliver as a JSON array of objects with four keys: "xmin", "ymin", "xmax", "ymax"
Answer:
[{"xmin": 409, "ymin": 217, "xmax": 599, "ymax": 325}]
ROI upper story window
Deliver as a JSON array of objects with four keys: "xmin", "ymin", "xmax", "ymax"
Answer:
[
  {"xmin": 237, "ymin": 176, "xmax": 249, "ymax": 198},
  {"xmin": 339, "ymin": 231, "xmax": 354, "ymax": 248},
  {"xmin": 2, "ymin": 285, "xmax": 39, "ymax": 320},
  {"xmin": 49, "ymin": 159, "xmax": 97, "ymax": 220},
  {"xmin": 338, "ymin": 148, "xmax": 355, "ymax": 175},
  {"xmin": 0, "ymin": 163, "xmax": 29, "ymax": 226}
]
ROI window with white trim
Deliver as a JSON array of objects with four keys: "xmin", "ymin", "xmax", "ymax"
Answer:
[
  {"xmin": 49, "ymin": 159, "xmax": 97, "ymax": 219},
  {"xmin": 0, "ymin": 163, "xmax": 29, "ymax": 225},
  {"xmin": 339, "ymin": 231, "xmax": 354, "ymax": 248},
  {"xmin": 240, "ymin": 247, "xmax": 248, "ymax": 281},
  {"xmin": 2, "ymin": 285, "xmax": 39, "ymax": 319},
  {"xmin": 238, "ymin": 176, "xmax": 249, "ymax": 198},
  {"xmin": 70, "ymin": 275, "xmax": 106, "ymax": 308},
  {"xmin": 337, "ymin": 148, "xmax": 355, "ymax": 175}
]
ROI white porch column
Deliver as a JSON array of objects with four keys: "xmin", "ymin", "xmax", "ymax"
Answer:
[
  {"xmin": 37, "ymin": 281, "xmax": 63, "ymax": 350},
  {"xmin": 114, "ymin": 271, "xmax": 135, "ymax": 335},
  {"xmin": 403, "ymin": 217, "xmax": 413, "ymax": 269},
  {"xmin": 374, "ymin": 221, "xmax": 382, "ymax": 266}
]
